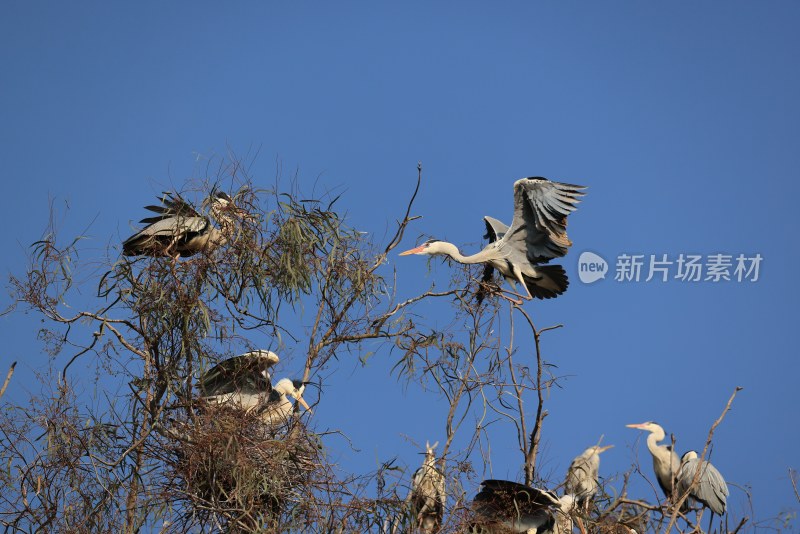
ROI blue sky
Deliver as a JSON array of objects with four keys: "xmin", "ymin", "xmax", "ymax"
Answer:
[{"xmin": 2, "ymin": 2, "xmax": 799, "ymax": 530}]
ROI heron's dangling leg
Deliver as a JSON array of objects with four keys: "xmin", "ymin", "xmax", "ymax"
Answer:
[{"xmin": 509, "ymin": 269, "xmax": 535, "ymax": 303}]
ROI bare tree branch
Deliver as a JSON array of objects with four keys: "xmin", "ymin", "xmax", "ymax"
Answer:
[{"xmin": 0, "ymin": 361, "xmax": 16, "ymax": 400}]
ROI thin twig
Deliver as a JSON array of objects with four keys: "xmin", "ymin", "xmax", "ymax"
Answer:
[
  {"xmin": 665, "ymin": 386, "xmax": 742, "ymax": 533},
  {"xmin": 515, "ymin": 303, "xmax": 563, "ymax": 484},
  {"xmin": 790, "ymin": 468, "xmax": 800, "ymax": 503},
  {"xmin": 729, "ymin": 515, "xmax": 749, "ymax": 534}
]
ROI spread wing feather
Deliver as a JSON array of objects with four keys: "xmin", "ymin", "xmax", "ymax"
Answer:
[
  {"xmin": 139, "ymin": 193, "xmax": 201, "ymax": 223},
  {"xmin": 506, "ymin": 177, "xmax": 586, "ymax": 263}
]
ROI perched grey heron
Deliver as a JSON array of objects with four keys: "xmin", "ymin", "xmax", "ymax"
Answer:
[
  {"xmin": 564, "ymin": 444, "xmax": 614, "ymax": 510},
  {"xmin": 676, "ymin": 450, "xmax": 728, "ymax": 518},
  {"xmin": 199, "ymin": 350, "xmax": 311, "ymax": 425},
  {"xmin": 122, "ymin": 191, "xmax": 249, "ymax": 258},
  {"xmin": 626, "ymin": 422, "xmax": 681, "ymax": 500},
  {"xmin": 403, "ymin": 440, "xmax": 445, "ymax": 534},
  {"xmin": 399, "ymin": 177, "xmax": 586, "ymax": 301},
  {"xmin": 469, "ymin": 479, "xmax": 576, "ymax": 534}
]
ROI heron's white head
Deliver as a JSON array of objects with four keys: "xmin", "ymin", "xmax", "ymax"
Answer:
[
  {"xmin": 207, "ymin": 191, "xmax": 255, "ymax": 223},
  {"xmin": 423, "ymin": 440, "xmax": 439, "ymax": 462},
  {"xmin": 586, "ymin": 444, "xmax": 614, "ymax": 456},
  {"xmin": 626, "ymin": 421, "xmax": 665, "ymax": 435},
  {"xmin": 680, "ymin": 450, "xmax": 698, "ymax": 463},
  {"xmin": 274, "ymin": 378, "xmax": 312, "ymax": 413},
  {"xmin": 399, "ymin": 239, "xmax": 452, "ymax": 257}
]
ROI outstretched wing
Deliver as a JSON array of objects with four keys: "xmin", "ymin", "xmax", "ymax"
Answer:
[
  {"xmin": 505, "ymin": 177, "xmax": 586, "ymax": 263},
  {"xmin": 139, "ymin": 193, "xmax": 201, "ymax": 223},
  {"xmin": 483, "ymin": 216, "xmax": 509, "ymax": 242},
  {"xmin": 199, "ymin": 350, "xmax": 280, "ymax": 397}
]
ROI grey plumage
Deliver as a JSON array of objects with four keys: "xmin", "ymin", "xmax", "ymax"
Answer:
[
  {"xmin": 564, "ymin": 444, "xmax": 613, "ymax": 509},
  {"xmin": 199, "ymin": 351, "xmax": 311, "ymax": 425},
  {"xmin": 199, "ymin": 350, "xmax": 279, "ymax": 402},
  {"xmin": 482, "ymin": 216, "xmax": 509, "ymax": 242},
  {"xmin": 676, "ymin": 450, "xmax": 729, "ymax": 516},
  {"xmin": 401, "ymin": 177, "xmax": 585, "ymax": 301}
]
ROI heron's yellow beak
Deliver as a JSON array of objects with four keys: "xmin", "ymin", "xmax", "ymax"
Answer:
[
  {"xmin": 626, "ymin": 423, "xmax": 645, "ymax": 430},
  {"xmin": 598, "ymin": 444, "xmax": 614, "ymax": 453},
  {"xmin": 296, "ymin": 396, "xmax": 312, "ymax": 413},
  {"xmin": 399, "ymin": 245, "xmax": 425, "ymax": 256}
]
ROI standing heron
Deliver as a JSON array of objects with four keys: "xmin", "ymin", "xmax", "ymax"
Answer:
[
  {"xmin": 199, "ymin": 350, "xmax": 311, "ymax": 425},
  {"xmin": 626, "ymin": 422, "xmax": 681, "ymax": 500},
  {"xmin": 403, "ymin": 440, "xmax": 446, "ymax": 534},
  {"xmin": 399, "ymin": 177, "xmax": 586, "ymax": 301},
  {"xmin": 122, "ymin": 191, "xmax": 250, "ymax": 258},
  {"xmin": 676, "ymin": 450, "xmax": 728, "ymax": 524},
  {"xmin": 564, "ymin": 444, "xmax": 614, "ymax": 510},
  {"xmin": 469, "ymin": 479, "xmax": 576, "ymax": 534}
]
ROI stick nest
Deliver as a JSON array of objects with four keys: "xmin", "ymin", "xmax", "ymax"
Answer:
[{"xmin": 165, "ymin": 406, "xmax": 324, "ymax": 532}]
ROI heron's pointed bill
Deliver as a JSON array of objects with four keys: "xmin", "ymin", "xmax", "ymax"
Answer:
[
  {"xmin": 296, "ymin": 396, "xmax": 312, "ymax": 413},
  {"xmin": 626, "ymin": 423, "xmax": 646, "ymax": 430},
  {"xmin": 597, "ymin": 444, "xmax": 614, "ymax": 453},
  {"xmin": 399, "ymin": 245, "xmax": 426, "ymax": 256}
]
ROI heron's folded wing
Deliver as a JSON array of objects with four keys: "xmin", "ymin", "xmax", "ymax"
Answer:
[
  {"xmin": 199, "ymin": 352, "xmax": 276, "ymax": 397},
  {"xmin": 129, "ymin": 216, "xmax": 209, "ymax": 239}
]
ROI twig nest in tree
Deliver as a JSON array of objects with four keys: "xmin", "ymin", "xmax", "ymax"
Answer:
[{"xmin": 165, "ymin": 405, "xmax": 323, "ymax": 531}]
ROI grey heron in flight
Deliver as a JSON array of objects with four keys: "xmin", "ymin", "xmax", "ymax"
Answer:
[
  {"xmin": 626, "ymin": 422, "xmax": 681, "ymax": 500},
  {"xmin": 469, "ymin": 479, "xmax": 576, "ymax": 534},
  {"xmin": 399, "ymin": 177, "xmax": 586, "ymax": 302},
  {"xmin": 122, "ymin": 191, "xmax": 249, "ymax": 258},
  {"xmin": 676, "ymin": 450, "xmax": 728, "ymax": 520},
  {"xmin": 403, "ymin": 440, "xmax": 445, "ymax": 534},
  {"xmin": 564, "ymin": 444, "xmax": 614, "ymax": 510},
  {"xmin": 199, "ymin": 350, "xmax": 311, "ymax": 425}
]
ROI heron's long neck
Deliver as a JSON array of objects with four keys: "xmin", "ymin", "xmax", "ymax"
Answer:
[
  {"xmin": 433, "ymin": 242, "xmax": 492, "ymax": 264},
  {"xmin": 646, "ymin": 428, "xmax": 667, "ymax": 456},
  {"xmin": 423, "ymin": 452, "xmax": 436, "ymax": 469}
]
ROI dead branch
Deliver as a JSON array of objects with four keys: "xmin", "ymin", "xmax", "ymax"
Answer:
[
  {"xmin": 665, "ymin": 386, "xmax": 742, "ymax": 533},
  {"xmin": 0, "ymin": 361, "xmax": 16, "ymax": 400}
]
